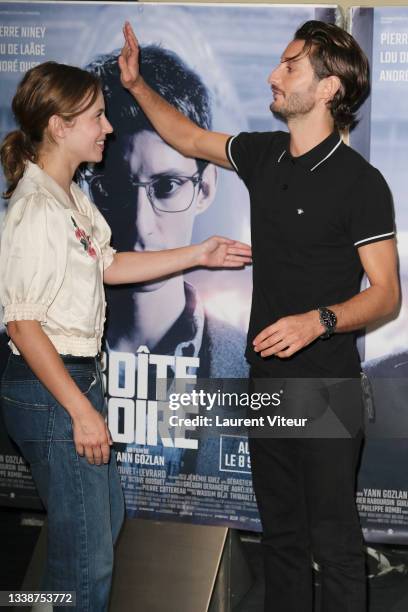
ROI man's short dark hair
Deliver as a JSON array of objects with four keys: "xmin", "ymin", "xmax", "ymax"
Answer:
[
  {"xmin": 293, "ymin": 20, "xmax": 370, "ymax": 130},
  {"xmin": 86, "ymin": 45, "xmax": 212, "ymax": 132}
]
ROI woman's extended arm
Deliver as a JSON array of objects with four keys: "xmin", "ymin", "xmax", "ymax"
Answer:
[{"xmin": 103, "ymin": 236, "xmax": 251, "ymax": 285}]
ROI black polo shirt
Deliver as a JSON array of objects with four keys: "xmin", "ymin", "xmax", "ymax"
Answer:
[{"xmin": 226, "ymin": 130, "xmax": 395, "ymax": 378}]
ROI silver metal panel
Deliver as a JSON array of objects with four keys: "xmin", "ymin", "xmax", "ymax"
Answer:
[
  {"xmin": 110, "ymin": 519, "xmax": 228, "ymax": 612},
  {"xmin": 22, "ymin": 518, "xmax": 254, "ymax": 611}
]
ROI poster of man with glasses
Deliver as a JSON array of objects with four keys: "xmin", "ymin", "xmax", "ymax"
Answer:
[
  {"xmin": 80, "ymin": 45, "xmax": 252, "ymax": 502},
  {"xmin": 83, "ymin": 48, "xmax": 248, "ymax": 380}
]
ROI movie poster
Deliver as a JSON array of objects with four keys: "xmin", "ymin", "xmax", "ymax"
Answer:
[
  {"xmin": 0, "ymin": 2, "xmax": 340, "ymax": 525},
  {"xmin": 351, "ymin": 7, "xmax": 408, "ymax": 543}
]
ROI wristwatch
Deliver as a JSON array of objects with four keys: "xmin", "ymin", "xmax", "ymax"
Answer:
[{"xmin": 317, "ymin": 306, "xmax": 337, "ymax": 339}]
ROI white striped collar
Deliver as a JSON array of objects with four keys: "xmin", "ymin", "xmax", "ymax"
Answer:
[
  {"xmin": 277, "ymin": 132, "xmax": 343, "ymax": 172},
  {"xmin": 310, "ymin": 137, "xmax": 342, "ymax": 172}
]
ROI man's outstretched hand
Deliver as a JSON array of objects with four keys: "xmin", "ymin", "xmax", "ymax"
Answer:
[{"xmin": 119, "ymin": 21, "xmax": 141, "ymax": 91}]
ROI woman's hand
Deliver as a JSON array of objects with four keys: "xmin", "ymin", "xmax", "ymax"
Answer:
[
  {"xmin": 72, "ymin": 404, "xmax": 113, "ymax": 465},
  {"xmin": 119, "ymin": 21, "xmax": 141, "ymax": 91},
  {"xmin": 197, "ymin": 236, "xmax": 252, "ymax": 268}
]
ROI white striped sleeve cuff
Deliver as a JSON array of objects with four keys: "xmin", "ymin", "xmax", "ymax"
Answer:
[
  {"xmin": 354, "ymin": 231, "xmax": 395, "ymax": 247},
  {"xmin": 226, "ymin": 135, "xmax": 239, "ymax": 173}
]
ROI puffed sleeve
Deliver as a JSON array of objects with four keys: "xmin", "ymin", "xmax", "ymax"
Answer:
[
  {"xmin": 91, "ymin": 203, "xmax": 116, "ymax": 270},
  {"xmin": 0, "ymin": 193, "xmax": 68, "ymax": 324}
]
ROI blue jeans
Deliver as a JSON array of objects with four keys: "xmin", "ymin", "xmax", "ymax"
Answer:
[{"xmin": 1, "ymin": 354, "xmax": 125, "ymax": 611}]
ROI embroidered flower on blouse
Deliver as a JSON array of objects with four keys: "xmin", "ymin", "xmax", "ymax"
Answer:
[{"xmin": 71, "ymin": 216, "xmax": 97, "ymax": 259}]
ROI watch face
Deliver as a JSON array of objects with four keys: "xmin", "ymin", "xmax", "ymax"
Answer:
[{"xmin": 319, "ymin": 307, "xmax": 336, "ymax": 337}]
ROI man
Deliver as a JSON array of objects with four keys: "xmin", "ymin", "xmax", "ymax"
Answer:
[
  {"xmin": 84, "ymin": 47, "xmax": 247, "ymax": 379},
  {"xmin": 119, "ymin": 19, "xmax": 399, "ymax": 611}
]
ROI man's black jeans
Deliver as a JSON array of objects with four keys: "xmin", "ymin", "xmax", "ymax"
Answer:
[{"xmin": 248, "ymin": 368, "xmax": 366, "ymax": 612}]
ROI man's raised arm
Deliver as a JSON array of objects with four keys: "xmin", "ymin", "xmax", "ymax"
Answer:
[{"xmin": 119, "ymin": 22, "xmax": 232, "ymax": 168}]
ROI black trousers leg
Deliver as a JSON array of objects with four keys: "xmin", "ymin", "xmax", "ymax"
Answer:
[
  {"xmin": 249, "ymin": 436, "xmax": 314, "ymax": 612},
  {"xmin": 249, "ymin": 374, "xmax": 366, "ymax": 612}
]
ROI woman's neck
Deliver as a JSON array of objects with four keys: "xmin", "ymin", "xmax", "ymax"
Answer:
[{"xmin": 37, "ymin": 151, "xmax": 76, "ymax": 200}]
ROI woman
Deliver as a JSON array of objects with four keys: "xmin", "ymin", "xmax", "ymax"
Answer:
[{"xmin": 0, "ymin": 61, "xmax": 251, "ymax": 611}]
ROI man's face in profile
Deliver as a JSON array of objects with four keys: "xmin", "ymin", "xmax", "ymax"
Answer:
[{"xmin": 91, "ymin": 129, "xmax": 216, "ymax": 292}]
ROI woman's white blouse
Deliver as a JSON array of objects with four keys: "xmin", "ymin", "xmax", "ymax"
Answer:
[{"xmin": 0, "ymin": 161, "xmax": 116, "ymax": 356}]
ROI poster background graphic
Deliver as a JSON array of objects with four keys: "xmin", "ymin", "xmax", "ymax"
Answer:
[
  {"xmin": 13, "ymin": 4, "xmax": 408, "ymax": 542},
  {"xmin": 351, "ymin": 6, "xmax": 408, "ymax": 544}
]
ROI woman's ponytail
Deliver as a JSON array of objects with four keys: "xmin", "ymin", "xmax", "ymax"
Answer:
[{"xmin": 1, "ymin": 129, "xmax": 36, "ymax": 198}]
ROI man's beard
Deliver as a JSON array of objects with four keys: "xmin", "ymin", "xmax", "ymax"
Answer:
[{"xmin": 269, "ymin": 88, "xmax": 317, "ymax": 121}]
